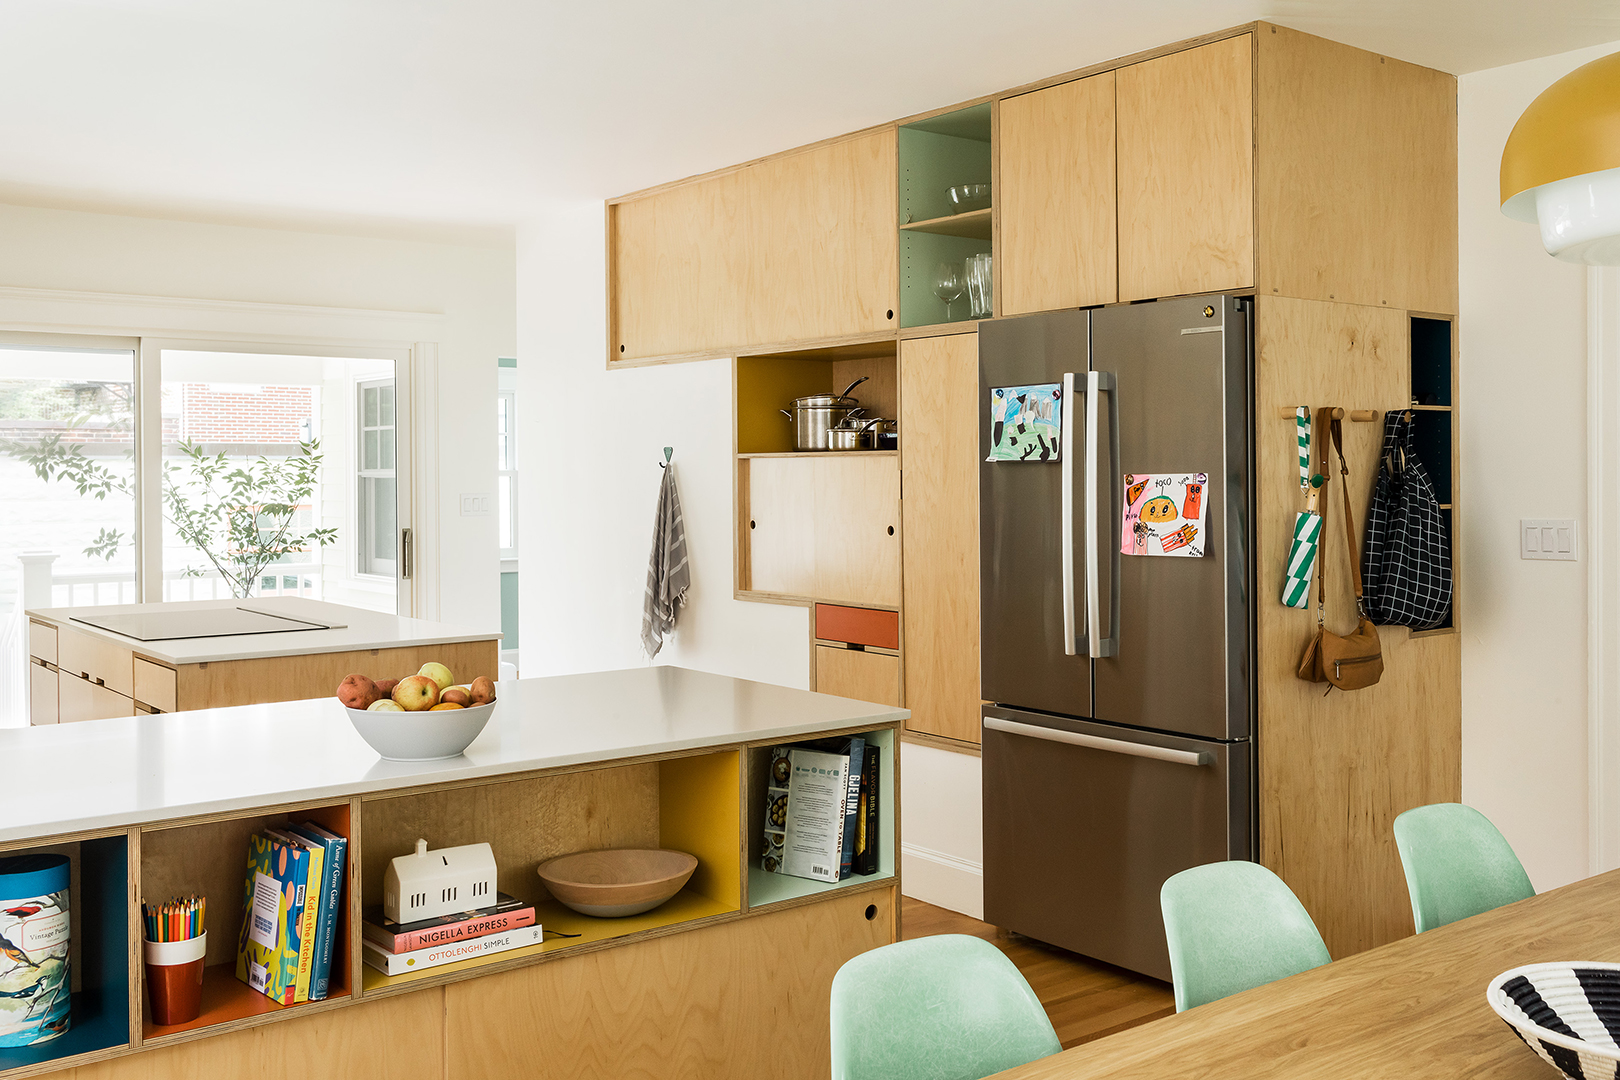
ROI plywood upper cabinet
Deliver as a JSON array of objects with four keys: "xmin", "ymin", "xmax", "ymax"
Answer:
[
  {"xmin": 609, "ymin": 130, "xmax": 898, "ymax": 363},
  {"xmin": 1255, "ymin": 24, "xmax": 1458, "ymax": 314},
  {"xmin": 1116, "ymin": 35, "xmax": 1255, "ymax": 302},
  {"xmin": 998, "ymin": 72, "xmax": 1118, "ymax": 316},
  {"xmin": 899, "ymin": 332, "xmax": 982, "ymax": 744}
]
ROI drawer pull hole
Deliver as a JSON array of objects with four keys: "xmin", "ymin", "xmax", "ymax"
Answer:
[{"xmin": 864, "ymin": 904, "xmax": 877, "ymax": 921}]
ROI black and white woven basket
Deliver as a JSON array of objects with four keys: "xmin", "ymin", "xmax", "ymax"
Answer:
[{"xmin": 1489, "ymin": 962, "xmax": 1620, "ymax": 1079}]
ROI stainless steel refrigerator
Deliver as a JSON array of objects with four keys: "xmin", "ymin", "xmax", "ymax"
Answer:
[{"xmin": 979, "ymin": 295, "xmax": 1254, "ymax": 982}]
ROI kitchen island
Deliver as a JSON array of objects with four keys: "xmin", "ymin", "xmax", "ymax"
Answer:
[
  {"xmin": 25, "ymin": 597, "xmax": 499, "ymax": 723},
  {"xmin": 0, "ymin": 665, "xmax": 903, "ymax": 1080}
]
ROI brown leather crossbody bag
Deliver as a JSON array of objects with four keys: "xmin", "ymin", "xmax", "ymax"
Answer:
[{"xmin": 1298, "ymin": 409, "xmax": 1384, "ymax": 691}]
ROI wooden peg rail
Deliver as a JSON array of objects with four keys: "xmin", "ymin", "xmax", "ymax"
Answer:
[{"xmin": 1275, "ymin": 407, "xmax": 1380, "ymax": 422}]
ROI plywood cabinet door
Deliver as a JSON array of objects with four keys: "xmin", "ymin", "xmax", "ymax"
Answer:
[
  {"xmin": 899, "ymin": 332, "xmax": 982, "ymax": 744},
  {"xmin": 29, "ymin": 659, "xmax": 56, "ymax": 725},
  {"xmin": 610, "ymin": 129, "xmax": 898, "ymax": 362},
  {"xmin": 814, "ymin": 645, "xmax": 902, "ymax": 707},
  {"xmin": 745, "ymin": 456, "xmax": 900, "ymax": 607},
  {"xmin": 999, "ymin": 71, "xmax": 1118, "ymax": 315},
  {"xmin": 1117, "ymin": 35, "xmax": 1254, "ymax": 301},
  {"xmin": 59, "ymin": 673, "xmax": 134, "ymax": 723}
]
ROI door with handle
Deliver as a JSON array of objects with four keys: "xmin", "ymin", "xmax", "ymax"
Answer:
[
  {"xmin": 1088, "ymin": 297, "xmax": 1252, "ymax": 741},
  {"xmin": 982, "ymin": 704, "xmax": 1250, "ymax": 981},
  {"xmin": 979, "ymin": 310, "xmax": 1093, "ymax": 715}
]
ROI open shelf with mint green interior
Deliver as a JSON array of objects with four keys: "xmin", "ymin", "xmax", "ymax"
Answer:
[
  {"xmin": 899, "ymin": 102, "xmax": 992, "ymax": 329},
  {"xmin": 1409, "ymin": 314, "xmax": 1456, "ymax": 633},
  {"xmin": 746, "ymin": 727, "xmax": 895, "ymax": 908},
  {"xmin": 356, "ymin": 751, "xmax": 743, "ymax": 992},
  {"xmin": 0, "ymin": 835, "xmax": 129, "ymax": 1076}
]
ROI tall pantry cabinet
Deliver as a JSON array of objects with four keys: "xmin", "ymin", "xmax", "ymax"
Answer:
[{"xmin": 606, "ymin": 22, "xmax": 1461, "ymax": 959}]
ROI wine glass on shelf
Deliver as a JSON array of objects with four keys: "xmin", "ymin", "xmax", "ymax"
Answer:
[{"xmin": 933, "ymin": 261, "xmax": 965, "ymax": 322}]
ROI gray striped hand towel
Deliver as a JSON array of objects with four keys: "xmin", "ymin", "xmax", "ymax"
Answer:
[{"xmin": 641, "ymin": 465, "xmax": 690, "ymax": 658}]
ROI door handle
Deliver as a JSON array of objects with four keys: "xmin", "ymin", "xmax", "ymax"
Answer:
[
  {"xmin": 1060, "ymin": 371, "xmax": 1081, "ymax": 656},
  {"xmin": 984, "ymin": 716, "xmax": 1213, "ymax": 766},
  {"xmin": 1084, "ymin": 371, "xmax": 1119, "ymax": 658}
]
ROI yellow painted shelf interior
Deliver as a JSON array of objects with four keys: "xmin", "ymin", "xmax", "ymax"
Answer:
[{"xmin": 362, "ymin": 889, "xmax": 736, "ymax": 990}]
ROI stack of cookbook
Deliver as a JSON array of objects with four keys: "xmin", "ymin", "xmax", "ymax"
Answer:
[{"xmin": 761, "ymin": 736, "xmax": 880, "ymax": 884}]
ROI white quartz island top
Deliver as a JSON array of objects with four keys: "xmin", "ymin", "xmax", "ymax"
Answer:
[
  {"xmin": 0, "ymin": 665, "xmax": 908, "ymax": 843},
  {"xmin": 25, "ymin": 596, "xmax": 499, "ymax": 665}
]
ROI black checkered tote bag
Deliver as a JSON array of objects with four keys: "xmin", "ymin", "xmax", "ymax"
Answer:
[{"xmin": 1362, "ymin": 411, "xmax": 1452, "ymax": 628}]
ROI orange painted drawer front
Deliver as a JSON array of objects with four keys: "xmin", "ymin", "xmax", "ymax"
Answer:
[{"xmin": 814, "ymin": 605, "xmax": 899, "ymax": 651}]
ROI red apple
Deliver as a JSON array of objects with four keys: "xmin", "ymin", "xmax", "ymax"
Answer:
[
  {"xmin": 337, "ymin": 674, "xmax": 379, "ymax": 710},
  {"xmin": 374, "ymin": 678, "xmax": 399, "ymax": 697},
  {"xmin": 392, "ymin": 675, "xmax": 439, "ymax": 711}
]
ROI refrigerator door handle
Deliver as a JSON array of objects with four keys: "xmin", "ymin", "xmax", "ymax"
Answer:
[
  {"xmin": 984, "ymin": 716, "xmax": 1213, "ymax": 766},
  {"xmin": 1061, "ymin": 370, "xmax": 1083, "ymax": 656},
  {"xmin": 1085, "ymin": 371, "xmax": 1120, "ymax": 658}
]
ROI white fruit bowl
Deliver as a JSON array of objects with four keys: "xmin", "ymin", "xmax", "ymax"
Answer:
[{"xmin": 345, "ymin": 700, "xmax": 496, "ymax": 761}]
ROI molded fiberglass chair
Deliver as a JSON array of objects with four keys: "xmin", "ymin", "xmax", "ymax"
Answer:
[
  {"xmin": 1160, "ymin": 861, "xmax": 1331, "ymax": 1012},
  {"xmin": 1394, "ymin": 802, "xmax": 1535, "ymax": 933},
  {"xmin": 829, "ymin": 934, "xmax": 1061, "ymax": 1080}
]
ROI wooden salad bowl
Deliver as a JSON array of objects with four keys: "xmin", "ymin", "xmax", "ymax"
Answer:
[{"xmin": 537, "ymin": 848, "xmax": 699, "ymax": 918}]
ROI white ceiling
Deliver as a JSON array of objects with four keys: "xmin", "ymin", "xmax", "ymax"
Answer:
[{"xmin": 1, "ymin": 0, "xmax": 1617, "ymax": 238}]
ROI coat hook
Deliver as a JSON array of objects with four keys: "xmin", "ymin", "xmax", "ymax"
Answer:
[{"xmin": 660, "ymin": 446, "xmax": 673, "ymax": 469}]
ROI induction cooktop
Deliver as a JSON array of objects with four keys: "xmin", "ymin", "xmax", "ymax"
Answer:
[{"xmin": 71, "ymin": 606, "xmax": 343, "ymax": 642}]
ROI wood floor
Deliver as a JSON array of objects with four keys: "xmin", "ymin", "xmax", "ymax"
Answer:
[{"xmin": 900, "ymin": 896, "xmax": 1176, "ymax": 1049}]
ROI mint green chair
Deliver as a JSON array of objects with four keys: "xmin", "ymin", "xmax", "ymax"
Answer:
[
  {"xmin": 1160, "ymin": 861, "xmax": 1331, "ymax": 1012},
  {"xmin": 1394, "ymin": 802, "xmax": 1535, "ymax": 933},
  {"xmin": 830, "ymin": 934, "xmax": 1060, "ymax": 1080}
]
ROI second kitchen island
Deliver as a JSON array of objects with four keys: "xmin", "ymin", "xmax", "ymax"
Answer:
[{"xmin": 25, "ymin": 597, "xmax": 500, "ymax": 723}]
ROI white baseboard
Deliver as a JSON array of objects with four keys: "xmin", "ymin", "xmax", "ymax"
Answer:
[{"xmin": 900, "ymin": 842, "xmax": 984, "ymax": 921}]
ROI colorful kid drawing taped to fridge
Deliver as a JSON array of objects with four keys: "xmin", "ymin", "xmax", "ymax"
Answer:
[{"xmin": 1120, "ymin": 472, "xmax": 1209, "ymax": 558}]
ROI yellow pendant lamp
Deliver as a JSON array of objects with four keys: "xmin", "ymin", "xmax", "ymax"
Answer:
[{"xmin": 1501, "ymin": 51, "xmax": 1620, "ymax": 263}]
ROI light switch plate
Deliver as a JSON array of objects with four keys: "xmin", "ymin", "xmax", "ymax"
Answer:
[
  {"xmin": 459, "ymin": 493, "xmax": 494, "ymax": 517},
  {"xmin": 1521, "ymin": 518, "xmax": 1578, "ymax": 561}
]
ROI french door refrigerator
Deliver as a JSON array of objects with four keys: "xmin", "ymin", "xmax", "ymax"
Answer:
[{"xmin": 979, "ymin": 295, "xmax": 1254, "ymax": 982}]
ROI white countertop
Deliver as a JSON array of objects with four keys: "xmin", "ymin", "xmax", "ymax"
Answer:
[
  {"xmin": 26, "ymin": 597, "xmax": 499, "ymax": 665},
  {"xmin": 0, "ymin": 665, "xmax": 908, "ymax": 844}
]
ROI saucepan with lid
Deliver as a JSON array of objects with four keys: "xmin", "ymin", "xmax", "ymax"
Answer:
[
  {"xmin": 780, "ymin": 376, "xmax": 868, "ymax": 451},
  {"xmin": 828, "ymin": 416, "xmax": 882, "ymax": 451}
]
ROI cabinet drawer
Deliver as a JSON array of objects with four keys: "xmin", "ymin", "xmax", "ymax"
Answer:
[
  {"xmin": 57, "ymin": 624, "xmax": 133, "ymax": 698},
  {"xmin": 814, "ymin": 645, "xmax": 902, "ymax": 707},
  {"xmin": 134, "ymin": 657, "xmax": 178, "ymax": 713},
  {"xmin": 814, "ymin": 605, "xmax": 899, "ymax": 651},
  {"xmin": 59, "ymin": 674, "xmax": 135, "ymax": 723},
  {"xmin": 29, "ymin": 658, "xmax": 57, "ymax": 726},
  {"xmin": 28, "ymin": 620, "xmax": 57, "ymax": 665}
]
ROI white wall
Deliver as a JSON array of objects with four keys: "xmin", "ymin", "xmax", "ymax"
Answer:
[
  {"xmin": 515, "ymin": 203, "xmax": 809, "ymax": 686},
  {"xmin": 0, "ymin": 201, "xmax": 515, "ymax": 636},
  {"xmin": 1458, "ymin": 40, "xmax": 1620, "ymax": 891}
]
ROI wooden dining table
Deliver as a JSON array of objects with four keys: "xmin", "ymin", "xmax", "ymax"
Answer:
[{"xmin": 993, "ymin": 867, "xmax": 1620, "ymax": 1078}]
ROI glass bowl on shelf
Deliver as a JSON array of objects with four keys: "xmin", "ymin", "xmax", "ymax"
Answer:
[{"xmin": 947, "ymin": 184, "xmax": 992, "ymax": 214}]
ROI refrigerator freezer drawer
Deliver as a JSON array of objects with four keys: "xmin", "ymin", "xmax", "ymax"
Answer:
[{"xmin": 982, "ymin": 705, "xmax": 1250, "ymax": 982}]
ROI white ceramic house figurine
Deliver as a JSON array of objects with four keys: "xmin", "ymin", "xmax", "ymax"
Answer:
[{"xmin": 383, "ymin": 838, "xmax": 498, "ymax": 923}]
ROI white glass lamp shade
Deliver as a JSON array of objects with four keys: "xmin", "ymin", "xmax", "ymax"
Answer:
[{"xmin": 1501, "ymin": 51, "xmax": 1620, "ymax": 265}]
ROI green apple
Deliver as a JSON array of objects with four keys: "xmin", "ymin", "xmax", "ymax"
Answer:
[
  {"xmin": 417, "ymin": 662, "xmax": 455, "ymax": 692},
  {"xmin": 367, "ymin": 699, "xmax": 404, "ymax": 712}
]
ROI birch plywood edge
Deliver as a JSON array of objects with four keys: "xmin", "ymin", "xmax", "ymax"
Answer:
[
  {"xmin": 1254, "ymin": 297, "xmax": 1460, "ymax": 960},
  {"xmin": 1255, "ymin": 24, "xmax": 1458, "ymax": 315}
]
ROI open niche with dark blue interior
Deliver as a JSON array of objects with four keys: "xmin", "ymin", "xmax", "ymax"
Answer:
[
  {"xmin": 1409, "ymin": 314, "xmax": 1456, "ymax": 633},
  {"xmin": 0, "ymin": 834, "xmax": 130, "ymax": 1075}
]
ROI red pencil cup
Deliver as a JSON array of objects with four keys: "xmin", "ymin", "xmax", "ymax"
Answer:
[{"xmin": 144, "ymin": 930, "xmax": 207, "ymax": 1026}]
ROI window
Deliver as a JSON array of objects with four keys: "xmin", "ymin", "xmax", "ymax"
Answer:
[
  {"xmin": 357, "ymin": 378, "xmax": 397, "ymax": 578},
  {"xmin": 498, "ymin": 386, "xmax": 517, "ymax": 560}
]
